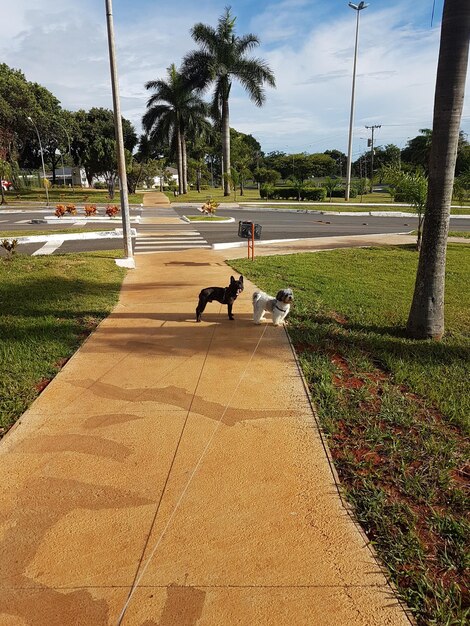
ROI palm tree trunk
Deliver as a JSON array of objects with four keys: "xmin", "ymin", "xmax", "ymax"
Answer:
[
  {"xmin": 407, "ymin": 0, "xmax": 470, "ymax": 339},
  {"xmin": 182, "ymin": 134, "xmax": 188, "ymax": 194},
  {"xmin": 222, "ymin": 97, "xmax": 231, "ymax": 196},
  {"xmin": 176, "ymin": 126, "xmax": 183, "ymax": 195}
]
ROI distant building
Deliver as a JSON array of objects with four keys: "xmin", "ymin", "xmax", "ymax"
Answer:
[
  {"xmin": 143, "ymin": 166, "xmax": 179, "ymax": 189},
  {"xmin": 43, "ymin": 166, "xmax": 89, "ymax": 187}
]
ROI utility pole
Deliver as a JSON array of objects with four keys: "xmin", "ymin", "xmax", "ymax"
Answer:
[
  {"xmin": 365, "ymin": 124, "xmax": 381, "ymax": 192},
  {"xmin": 105, "ymin": 0, "xmax": 134, "ymax": 267},
  {"xmin": 345, "ymin": 1, "xmax": 369, "ymax": 201}
]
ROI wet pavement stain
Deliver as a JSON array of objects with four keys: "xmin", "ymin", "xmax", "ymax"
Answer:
[
  {"xmin": 1, "ymin": 588, "xmax": 111, "ymax": 626},
  {"xmin": 158, "ymin": 584, "xmax": 206, "ymax": 626},
  {"xmin": 1, "ymin": 476, "xmax": 152, "ymax": 589},
  {"xmin": 84, "ymin": 413, "xmax": 147, "ymax": 429},
  {"xmin": 13, "ymin": 434, "xmax": 132, "ymax": 461},
  {"xmin": 68, "ymin": 381, "xmax": 297, "ymax": 427}
]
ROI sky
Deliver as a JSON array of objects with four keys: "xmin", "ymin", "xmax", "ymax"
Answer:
[{"xmin": 2, "ymin": 0, "xmax": 469, "ymax": 159}]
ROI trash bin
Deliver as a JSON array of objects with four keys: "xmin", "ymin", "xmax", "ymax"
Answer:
[{"xmin": 238, "ymin": 221, "xmax": 262, "ymax": 240}]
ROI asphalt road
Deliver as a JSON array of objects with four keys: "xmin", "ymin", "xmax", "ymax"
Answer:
[{"xmin": 1, "ymin": 205, "xmax": 469, "ymax": 256}]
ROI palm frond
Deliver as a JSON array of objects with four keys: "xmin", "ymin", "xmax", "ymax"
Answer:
[{"xmin": 237, "ymin": 34, "xmax": 260, "ymax": 55}]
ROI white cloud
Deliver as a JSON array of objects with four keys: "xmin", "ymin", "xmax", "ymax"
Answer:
[{"xmin": 0, "ymin": 0, "xmax": 468, "ymax": 154}]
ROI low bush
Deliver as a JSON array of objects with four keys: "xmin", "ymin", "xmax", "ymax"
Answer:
[
  {"xmin": 260, "ymin": 186, "xmax": 326, "ymax": 201},
  {"xmin": 328, "ymin": 187, "xmax": 358, "ymax": 198},
  {"xmin": 302, "ymin": 188, "xmax": 326, "ymax": 201},
  {"xmin": 84, "ymin": 204, "xmax": 97, "ymax": 217},
  {"xmin": 105, "ymin": 204, "xmax": 119, "ymax": 218}
]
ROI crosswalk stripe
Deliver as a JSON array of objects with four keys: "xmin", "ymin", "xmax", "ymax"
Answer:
[
  {"xmin": 133, "ymin": 226, "xmax": 210, "ymax": 253},
  {"xmin": 135, "ymin": 246, "xmax": 211, "ymax": 254},
  {"xmin": 137, "ymin": 238, "xmax": 206, "ymax": 242}
]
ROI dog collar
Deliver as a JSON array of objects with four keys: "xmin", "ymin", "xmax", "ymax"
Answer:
[{"xmin": 274, "ymin": 302, "xmax": 289, "ymax": 312}]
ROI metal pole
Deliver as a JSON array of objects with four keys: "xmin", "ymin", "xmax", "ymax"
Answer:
[
  {"xmin": 105, "ymin": 0, "xmax": 134, "ymax": 264},
  {"xmin": 60, "ymin": 150, "xmax": 66, "ymax": 188},
  {"xmin": 345, "ymin": 2, "xmax": 369, "ymax": 201},
  {"xmin": 51, "ymin": 119, "xmax": 73, "ymax": 187},
  {"xmin": 365, "ymin": 124, "xmax": 381, "ymax": 192},
  {"xmin": 28, "ymin": 117, "xmax": 49, "ymax": 206}
]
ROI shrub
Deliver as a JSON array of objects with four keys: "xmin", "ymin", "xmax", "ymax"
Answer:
[
  {"xmin": 84, "ymin": 204, "xmax": 97, "ymax": 217},
  {"xmin": 328, "ymin": 187, "xmax": 357, "ymax": 198},
  {"xmin": 55, "ymin": 204, "xmax": 66, "ymax": 218},
  {"xmin": 260, "ymin": 186, "xmax": 326, "ymax": 201},
  {"xmin": 105, "ymin": 204, "xmax": 119, "ymax": 218},
  {"xmin": 260, "ymin": 184, "xmax": 275, "ymax": 199},
  {"xmin": 201, "ymin": 199, "xmax": 219, "ymax": 215},
  {"xmin": 93, "ymin": 182, "xmax": 107, "ymax": 190},
  {"xmin": 273, "ymin": 187, "xmax": 293, "ymax": 200},
  {"xmin": 394, "ymin": 192, "xmax": 408, "ymax": 202},
  {"xmin": 302, "ymin": 187, "xmax": 326, "ymax": 201}
]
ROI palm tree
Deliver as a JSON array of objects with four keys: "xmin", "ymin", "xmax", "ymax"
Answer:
[
  {"xmin": 183, "ymin": 7, "xmax": 275, "ymax": 196},
  {"xmin": 143, "ymin": 64, "xmax": 207, "ymax": 195},
  {"xmin": 407, "ymin": 0, "xmax": 470, "ymax": 339}
]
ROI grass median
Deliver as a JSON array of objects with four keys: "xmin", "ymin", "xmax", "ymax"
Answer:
[
  {"xmin": 3, "ymin": 188, "xmax": 143, "ymax": 204},
  {"xmin": 230, "ymin": 244, "xmax": 469, "ymax": 626},
  {"xmin": 0, "ymin": 251, "xmax": 125, "ymax": 436},
  {"xmin": 1, "ymin": 227, "xmax": 114, "ymax": 238}
]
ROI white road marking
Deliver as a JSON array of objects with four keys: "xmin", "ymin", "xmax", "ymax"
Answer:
[{"xmin": 32, "ymin": 240, "xmax": 64, "ymax": 255}]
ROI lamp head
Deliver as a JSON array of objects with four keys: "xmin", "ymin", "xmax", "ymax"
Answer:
[
  {"xmin": 349, "ymin": 1, "xmax": 369, "ymax": 9},
  {"xmin": 27, "ymin": 116, "xmax": 33, "ymax": 122}
]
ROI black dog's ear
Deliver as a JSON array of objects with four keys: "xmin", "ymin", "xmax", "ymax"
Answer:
[
  {"xmin": 276, "ymin": 290, "xmax": 285, "ymax": 301},
  {"xmin": 239, "ymin": 275, "xmax": 243, "ymax": 283},
  {"xmin": 230, "ymin": 276, "xmax": 235, "ymax": 283}
]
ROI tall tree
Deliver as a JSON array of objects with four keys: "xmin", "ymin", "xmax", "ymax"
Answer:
[
  {"xmin": 183, "ymin": 7, "xmax": 275, "ymax": 196},
  {"xmin": 143, "ymin": 64, "xmax": 207, "ymax": 195},
  {"xmin": 71, "ymin": 107, "xmax": 137, "ymax": 196},
  {"xmin": 407, "ymin": 0, "xmax": 470, "ymax": 339},
  {"xmin": 324, "ymin": 149, "xmax": 346, "ymax": 177},
  {"xmin": 401, "ymin": 129, "xmax": 433, "ymax": 172}
]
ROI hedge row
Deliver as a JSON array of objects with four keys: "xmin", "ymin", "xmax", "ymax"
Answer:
[
  {"xmin": 260, "ymin": 186, "xmax": 327, "ymax": 201},
  {"xmin": 328, "ymin": 188, "xmax": 358, "ymax": 198}
]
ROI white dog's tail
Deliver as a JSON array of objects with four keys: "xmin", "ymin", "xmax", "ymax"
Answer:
[{"xmin": 252, "ymin": 291, "xmax": 262, "ymax": 304}]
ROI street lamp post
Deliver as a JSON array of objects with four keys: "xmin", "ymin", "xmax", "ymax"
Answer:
[
  {"xmin": 105, "ymin": 0, "xmax": 134, "ymax": 266},
  {"xmin": 345, "ymin": 1, "xmax": 369, "ymax": 201},
  {"xmin": 58, "ymin": 147, "xmax": 67, "ymax": 188},
  {"xmin": 27, "ymin": 116, "xmax": 49, "ymax": 206},
  {"xmin": 51, "ymin": 119, "xmax": 73, "ymax": 188}
]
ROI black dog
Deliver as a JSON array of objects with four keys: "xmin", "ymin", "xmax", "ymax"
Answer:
[{"xmin": 196, "ymin": 275, "xmax": 244, "ymax": 322}]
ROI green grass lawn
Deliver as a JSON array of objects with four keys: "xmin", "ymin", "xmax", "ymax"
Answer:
[
  {"xmin": 166, "ymin": 187, "xmax": 262, "ymax": 203},
  {"xmin": 1, "ymin": 227, "xmax": 115, "ymax": 238},
  {"xmin": 449, "ymin": 231, "xmax": 470, "ymax": 239},
  {"xmin": 230, "ymin": 244, "xmax": 469, "ymax": 626},
  {"xmin": 0, "ymin": 252, "xmax": 125, "ymax": 435},
  {"xmin": 3, "ymin": 188, "xmax": 143, "ymax": 205},
  {"xmin": 166, "ymin": 188, "xmax": 393, "ymax": 204},
  {"xmin": 164, "ymin": 187, "xmax": 469, "ymax": 214}
]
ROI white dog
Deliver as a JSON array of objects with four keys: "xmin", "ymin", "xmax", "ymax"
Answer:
[{"xmin": 252, "ymin": 288, "xmax": 293, "ymax": 326}]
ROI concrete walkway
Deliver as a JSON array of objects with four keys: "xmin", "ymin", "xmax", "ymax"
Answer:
[
  {"xmin": 1, "ymin": 248, "xmax": 413, "ymax": 626},
  {"xmin": 143, "ymin": 191, "xmax": 171, "ymax": 206}
]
